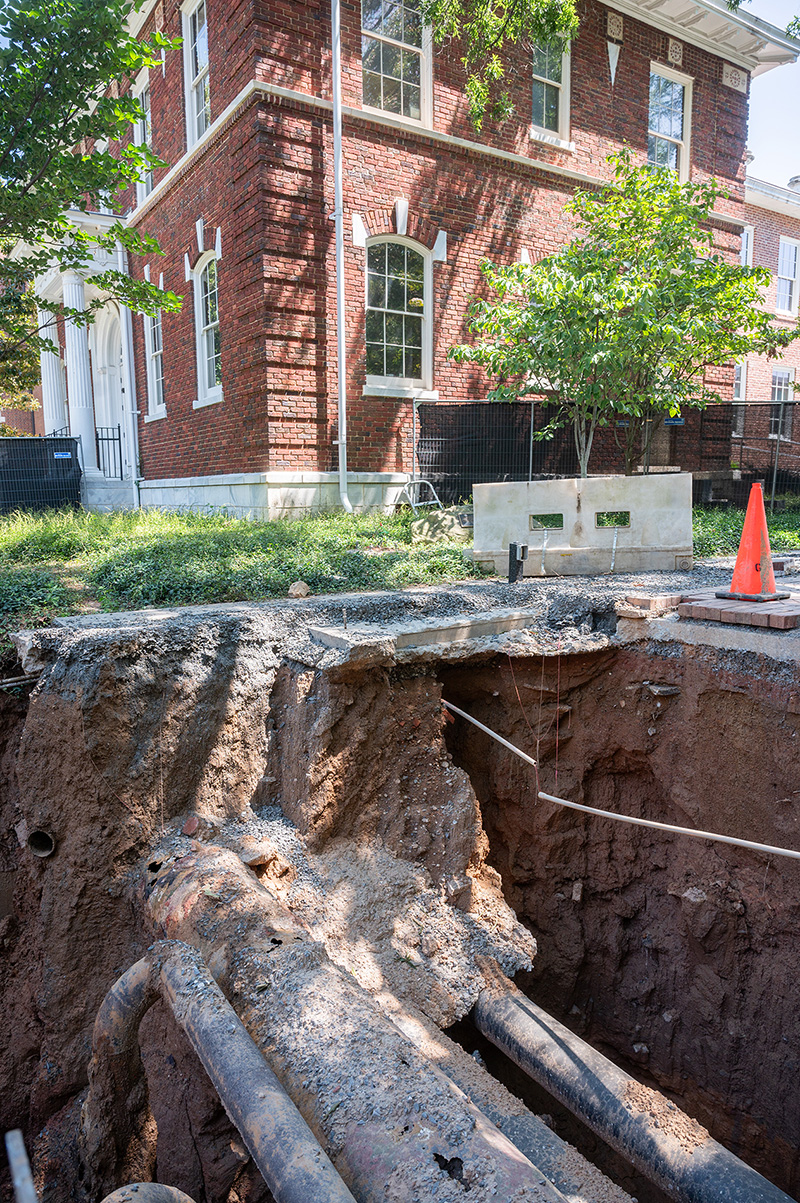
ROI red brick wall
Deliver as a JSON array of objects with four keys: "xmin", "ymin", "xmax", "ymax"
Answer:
[
  {"xmin": 124, "ymin": 0, "xmax": 750, "ymax": 483},
  {"xmin": 741, "ymin": 199, "xmax": 800, "ymax": 408}
]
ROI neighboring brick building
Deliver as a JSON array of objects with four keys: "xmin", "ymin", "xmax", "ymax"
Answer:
[
  {"xmin": 725, "ymin": 176, "xmax": 800, "ymax": 495},
  {"xmin": 33, "ymin": 0, "xmax": 799, "ymax": 513}
]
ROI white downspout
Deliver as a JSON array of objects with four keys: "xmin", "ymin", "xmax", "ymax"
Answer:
[
  {"xmin": 116, "ymin": 242, "xmax": 142, "ymax": 510},
  {"xmin": 331, "ymin": 0, "xmax": 353, "ymax": 512}
]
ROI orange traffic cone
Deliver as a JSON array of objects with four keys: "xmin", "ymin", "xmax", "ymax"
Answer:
[{"xmin": 716, "ymin": 482, "xmax": 790, "ymax": 602}]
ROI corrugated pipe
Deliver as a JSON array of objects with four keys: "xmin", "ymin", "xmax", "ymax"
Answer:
[
  {"xmin": 473, "ymin": 974, "xmax": 796, "ymax": 1203},
  {"xmin": 82, "ymin": 941, "xmax": 357, "ymax": 1203}
]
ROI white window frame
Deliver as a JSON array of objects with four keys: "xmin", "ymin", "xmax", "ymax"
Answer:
[
  {"xmin": 647, "ymin": 62, "xmax": 693, "ymax": 184},
  {"xmin": 732, "ymin": 360, "xmax": 746, "ymax": 403},
  {"xmin": 363, "ymin": 235, "xmax": 434, "ymax": 399},
  {"xmin": 192, "ymin": 250, "xmax": 223, "ymax": 408},
  {"xmin": 769, "ymin": 366, "xmax": 795, "ymax": 441},
  {"xmin": 143, "ymin": 309, "xmax": 166, "ymax": 419},
  {"xmin": 731, "ymin": 360, "xmax": 746, "ymax": 437},
  {"xmin": 740, "ymin": 225, "xmax": 754, "ymax": 267},
  {"xmin": 530, "ymin": 44, "xmax": 571, "ymax": 148},
  {"xmin": 133, "ymin": 69, "xmax": 154, "ymax": 208},
  {"xmin": 360, "ymin": 0, "xmax": 433, "ymax": 129},
  {"xmin": 776, "ymin": 236, "xmax": 799, "ymax": 317},
  {"xmin": 181, "ymin": 0, "xmax": 211, "ymax": 149}
]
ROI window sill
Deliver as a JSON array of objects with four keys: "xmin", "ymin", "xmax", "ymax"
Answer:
[
  {"xmin": 144, "ymin": 409, "xmax": 167, "ymax": 423},
  {"xmin": 363, "ymin": 384, "xmax": 439, "ymax": 401},
  {"xmin": 529, "ymin": 126, "xmax": 574, "ymax": 153},
  {"xmin": 192, "ymin": 392, "xmax": 223, "ymax": 409},
  {"xmin": 360, "ymin": 105, "xmax": 432, "ymax": 133}
]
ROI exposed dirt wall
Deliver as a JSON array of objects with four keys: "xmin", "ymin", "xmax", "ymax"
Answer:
[
  {"xmin": 441, "ymin": 642, "xmax": 800, "ymax": 1197},
  {"xmin": 1, "ymin": 613, "xmax": 531, "ymax": 1202}
]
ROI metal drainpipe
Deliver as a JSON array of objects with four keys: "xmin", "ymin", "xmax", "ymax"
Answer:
[
  {"xmin": 331, "ymin": 0, "xmax": 353, "ymax": 513},
  {"xmin": 82, "ymin": 941, "xmax": 357, "ymax": 1203},
  {"xmin": 473, "ymin": 975, "xmax": 796, "ymax": 1203},
  {"xmin": 115, "ymin": 243, "xmax": 141, "ymax": 510}
]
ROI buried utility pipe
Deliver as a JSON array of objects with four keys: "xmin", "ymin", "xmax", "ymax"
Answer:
[
  {"xmin": 82, "ymin": 941, "xmax": 357, "ymax": 1203},
  {"xmin": 101, "ymin": 1188, "xmax": 198, "ymax": 1203},
  {"xmin": 143, "ymin": 843, "xmax": 574, "ymax": 1202},
  {"xmin": 473, "ymin": 973, "xmax": 795, "ymax": 1203},
  {"xmin": 441, "ymin": 700, "xmax": 800, "ymax": 861}
]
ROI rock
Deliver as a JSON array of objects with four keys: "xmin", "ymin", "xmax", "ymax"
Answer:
[
  {"xmin": 288, "ymin": 581, "xmax": 311, "ymax": 598},
  {"xmin": 420, "ymin": 933, "xmax": 440, "ymax": 956},
  {"xmin": 411, "ymin": 506, "xmax": 473, "ymax": 544}
]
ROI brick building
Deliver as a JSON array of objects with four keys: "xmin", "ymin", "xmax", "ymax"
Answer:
[
  {"xmin": 726, "ymin": 175, "xmax": 800, "ymax": 497},
  {"xmin": 32, "ymin": 0, "xmax": 799, "ymax": 513}
]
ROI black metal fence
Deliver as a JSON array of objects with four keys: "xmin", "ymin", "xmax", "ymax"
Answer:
[
  {"xmin": 414, "ymin": 400, "xmax": 800, "ymax": 510},
  {"xmin": 96, "ymin": 425, "xmax": 123, "ymax": 481},
  {"xmin": 0, "ymin": 435, "xmax": 82, "ymax": 514},
  {"xmin": 730, "ymin": 401, "xmax": 800, "ymax": 510},
  {"xmin": 416, "ymin": 401, "xmax": 579, "ymax": 505}
]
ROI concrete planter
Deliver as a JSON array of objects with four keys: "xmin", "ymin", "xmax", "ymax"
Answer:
[{"xmin": 472, "ymin": 474, "xmax": 694, "ymax": 576}]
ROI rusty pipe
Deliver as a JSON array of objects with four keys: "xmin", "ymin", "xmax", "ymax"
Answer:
[
  {"xmin": 144, "ymin": 844, "xmax": 573, "ymax": 1202},
  {"xmin": 473, "ymin": 975, "xmax": 796, "ymax": 1203},
  {"xmin": 83, "ymin": 941, "xmax": 357, "ymax": 1203},
  {"xmin": 101, "ymin": 1187, "xmax": 198, "ymax": 1203}
]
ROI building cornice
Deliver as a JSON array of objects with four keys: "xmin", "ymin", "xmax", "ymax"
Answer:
[
  {"xmin": 127, "ymin": 0, "xmax": 158, "ymax": 37},
  {"xmin": 745, "ymin": 176, "xmax": 800, "ymax": 219},
  {"xmin": 609, "ymin": 0, "xmax": 798, "ymax": 76}
]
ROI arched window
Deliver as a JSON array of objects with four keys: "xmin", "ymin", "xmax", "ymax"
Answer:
[
  {"xmin": 192, "ymin": 251, "xmax": 222, "ymax": 407},
  {"xmin": 365, "ymin": 237, "xmax": 432, "ymax": 394}
]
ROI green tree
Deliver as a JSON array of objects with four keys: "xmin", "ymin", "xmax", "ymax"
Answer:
[
  {"xmin": 0, "ymin": 0, "xmax": 181, "ymax": 412},
  {"xmin": 449, "ymin": 152, "xmax": 800, "ymax": 476}
]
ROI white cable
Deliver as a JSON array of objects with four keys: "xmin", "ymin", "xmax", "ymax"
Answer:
[{"xmin": 442, "ymin": 699, "xmax": 800, "ymax": 862}]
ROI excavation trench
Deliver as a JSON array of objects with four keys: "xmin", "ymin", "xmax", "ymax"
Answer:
[
  {"xmin": 0, "ymin": 590, "xmax": 797, "ymax": 1203},
  {"xmin": 440, "ymin": 642, "xmax": 800, "ymax": 1199}
]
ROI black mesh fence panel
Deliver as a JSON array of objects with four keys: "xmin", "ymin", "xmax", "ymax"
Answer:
[
  {"xmin": 416, "ymin": 401, "xmax": 579, "ymax": 505},
  {"xmin": 0, "ymin": 436, "xmax": 82, "ymax": 514}
]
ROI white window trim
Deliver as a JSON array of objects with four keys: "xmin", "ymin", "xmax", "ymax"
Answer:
[
  {"xmin": 732, "ymin": 359, "xmax": 747, "ymax": 402},
  {"xmin": 361, "ymin": 15, "xmax": 433, "ymax": 129},
  {"xmin": 133, "ymin": 68, "xmax": 153, "ymax": 209},
  {"xmin": 769, "ymin": 366, "xmax": 795, "ymax": 440},
  {"xmin": 740, "ymin": 224, "xmax": 754, "ymax": 267},
  {"xmin": 648, "ymin": 61, "xmax": 693, "ymax": 184},
  {"xmin": 181, "ymin": 0, "xmax": 210, "ymax": 150},
  {"xmin": 192, "ymin": 250, "xmax": 223, "ymax": 408},
  {"xmin": 363, "ymin": 234, "xmax": 434, "ymax": 395},
  {"xmin": 776, "ymin": 236, "xmax": 800, "ymax": 318},
  {"xmin": 530, "ymin": 48, "xmax": 571, "ymax": 146},
  {"xmin": 143, "ymin": 309, "xmax": 166, "ymax": 419}
]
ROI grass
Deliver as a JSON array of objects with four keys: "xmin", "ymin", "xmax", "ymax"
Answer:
[
  {"xmin": 3, "ymin": 501, "xmax": 799, "ymax": 672},
  {"xmin": 0, "ymin": 508, "xmax": 481, "ymax": 660},
  {"xmin": 692, "ymin": 500, "xmax": 800, "ymax": 558}
]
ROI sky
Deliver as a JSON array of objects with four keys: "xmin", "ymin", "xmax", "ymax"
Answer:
[{"xmin": 745, "ymin": 0, "xmax": 800, "ymax": 186}]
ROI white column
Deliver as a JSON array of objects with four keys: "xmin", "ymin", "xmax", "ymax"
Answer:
[
  {"xmin": 37, "ymin": 310, "xmax": 68, "ymax": 434},
  {"xmin": 62, "ymin": 270, "xmax": 101, "ymax": 476}
]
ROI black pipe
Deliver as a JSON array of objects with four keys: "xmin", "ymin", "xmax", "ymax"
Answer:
[
  {"xmin": 473, "ymin": 976, "xmax": 797, "ymax": 1203},
  {"xmin": 83, "ymin": 942, "xmax": 357, "ymax": 1203},
  {"xmin": 508, "ymin": 541, "xmax": 528, "ymax": 583}
]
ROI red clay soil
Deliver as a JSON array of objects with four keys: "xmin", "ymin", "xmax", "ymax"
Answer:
[{"xmin": 441, "ymin": 641, "xmax": 800, "ymax": 1198}]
